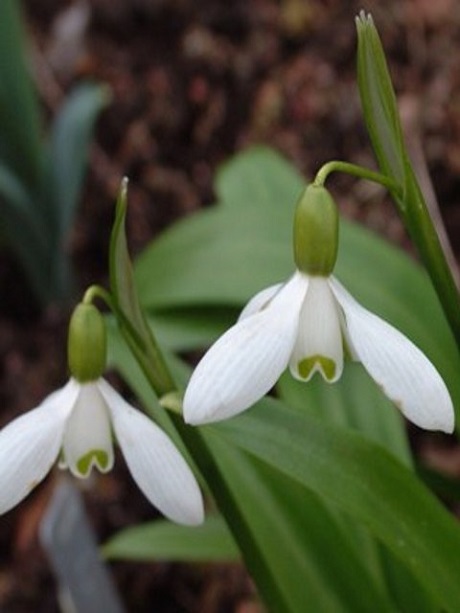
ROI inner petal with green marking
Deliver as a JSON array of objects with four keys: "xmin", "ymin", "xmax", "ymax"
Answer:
[
  {"xmin": 62, "ymin": 381, "xmax": 115, "ymax": 479},
  {"xmin": 77, "ymin": 449, "xmax": 110, "ymax": 477},
  {"xmin": 298, "ymin": 355, "xmax": 337, "ymax": 381},
  {"xmin": 289, "ymin": 276, "xmax": 344, "ymax": 383}
]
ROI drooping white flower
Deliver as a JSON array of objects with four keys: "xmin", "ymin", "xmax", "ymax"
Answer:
[
  {"xmin": 0, "ymin": 377, "xmax": 204, "ymax": 524},
  {"xmin": 183, "ymin": 271, "xmax": 454, "ymax": 432},
  {"xmin": 183, "ymin": 184, "xmax": 454, "ymax": 433}
]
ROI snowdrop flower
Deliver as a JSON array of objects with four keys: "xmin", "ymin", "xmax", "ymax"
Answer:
[
  {"xmin": 0, "ymin": 303, "xmax": 204, "ymax": 525},
  {"xmin": 184, "ymin": 185, "xmax": 454, "ymax": 433}
]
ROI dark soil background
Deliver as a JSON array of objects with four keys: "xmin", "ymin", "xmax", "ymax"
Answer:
[{"xmin": 1, "ymin": 0, "xmax": 460, "ymax": 611}]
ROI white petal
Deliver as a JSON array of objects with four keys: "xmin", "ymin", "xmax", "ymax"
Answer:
[
  {"xmin": 62, "ymin": 381, "xmax": 114, "ymax": 477},
  {"xmin": 183, "ymin": 271, "xmax": 308, "ymax": 424},
  {"xmin": 331, "ymin": 278, "xmax": 455, "ymax": 433},
  {"xmin": 99, "ymin": 380, "xmax": 204, "ymax": 525},
  {"xmin": 0, "ymin": 380, "xmax": 78, "ymax": 514},
  {"xmin": 238, "ymin": 283, "xmax": 283, "ymax": 321},
  {"xmin": 289, "ymin": 277, "xmax": 343, "ymax": 382}
]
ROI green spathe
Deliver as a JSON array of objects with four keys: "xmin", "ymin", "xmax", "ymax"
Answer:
[
  {"xmin": 68, "ymin": 303, "xmax": 107, "ymax": 382},
  {"xmin": 293, "ymin": 184, "xmax": 339, "ymax": 276}
]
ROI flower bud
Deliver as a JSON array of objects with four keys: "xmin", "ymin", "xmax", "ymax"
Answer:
[
  {"xmin": 68, "ymin": 303, "xmax": 107, "ymax": 382},
  {"xmin": 293, "ymin": 184, "xmax": 339, "ymax": 276}
]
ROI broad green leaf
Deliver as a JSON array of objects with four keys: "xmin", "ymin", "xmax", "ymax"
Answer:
[
  {"xmin": 135, "ymin": 147, "xmax": 302, "ymax": 308},
  {"xmin": 0, "ymin": 0, "xmax": 43, "ymax": 191},
  {"xmin": 49, "ymin": 82, "xmax": 109, "ymax": 237},
  {"xmin": 200, "ymin": 432, "xmax": 395, "ymax": 613},
  {"xmin": 212, "ymin": 399, "xmax": 460, "ymax": 611},
  {"xmin": 103, "ymin": 515, "xmax": 239, "ymax": 562},
  {"xmin": 277, "ymin": 365, "xmax": 438, "ymax": 612},
  {"xmin": 278, "ymin": 364, "xmax": 412, "ymax": 465},
  {"xmin": 148, "ymin": 306, "xmax": 236, "ymax": 352}
]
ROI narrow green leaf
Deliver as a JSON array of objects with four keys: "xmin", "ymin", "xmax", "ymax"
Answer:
[
  {"xmin": 0, "ymin": 164, "xmax": 55, "ymax": 303},
  {"xmin": 0, "ymin": 163, "xmax": 48, "ymax": 252},
  {"xmin": 49, "ymin": 82, "xmax": 109, "ymax": 237},
  {"xmin": 0, "ymin": 0, "xmax": 43, "ymax": 190},
  {"xmin": 213, "ymin": 399, "xmax": 460, "ymax": 611},
  {"xmin": 103, "ymin": 515, "xmax": 239, "ymax": 562}
]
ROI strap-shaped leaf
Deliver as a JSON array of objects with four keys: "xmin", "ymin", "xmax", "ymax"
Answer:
[
  {"xmin": 102, "ymin": 515, "xmax": 239, "ymax": 562},
  {"xmin": 0, "ymin": 0, "xmax": 43, "ymax": 191},
  {"xmin": 212, "ymin": 399, "xmax": 460, "ymax": 611},
  {"xmin": 49, "ymin": 82, "xmax": 109, "ymax": 238}
]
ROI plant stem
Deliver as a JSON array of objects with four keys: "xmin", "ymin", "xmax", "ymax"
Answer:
[
  {"xmin": 314, "ymin": 160, "xmax": 399, "ymax": 193},
  {"xmin": 314, "ymin": 160, "xmax": 460, "ymax": 349}
]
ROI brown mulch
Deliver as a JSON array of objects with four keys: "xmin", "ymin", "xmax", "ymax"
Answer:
[{"xmin": 1, "ymin": 0, "xmax": 460, "ymax": 610}]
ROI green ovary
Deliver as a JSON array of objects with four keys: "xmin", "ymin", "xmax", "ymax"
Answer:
[
  {"xmin": 298, "ymin": 355, "xmax": 336, "ymax": 381},
  {"xmin": 77, "ymin": 449, "xmax": 109, "ymax": 476}
]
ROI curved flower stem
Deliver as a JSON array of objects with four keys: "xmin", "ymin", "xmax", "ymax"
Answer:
[
  {"xmin": 314, "ymin": 161, "xmax": 460, "ymax": 349},
  {"xmin": 82, "ymin": 283, "xmax": 176, "ymax": 397},
  {"xmin": 82, "ymin": 284, "xmax": 147, "ymax": 353},
  {"xmin": 313, "ymin": 161, "xmax": 399, "ymax": 193}
]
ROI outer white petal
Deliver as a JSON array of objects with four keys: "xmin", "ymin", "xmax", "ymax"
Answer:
[
  {"xmin": 99, "ymin": 380, "xmax": 204, "ymax": 526},
  {"xmin": 289, "ymin": 276, "xmax": 344, "ymax": 382},
  {"xmin": 330, "ymin": 278, "xmax": 455, "ymax": 433},
  {"xmin": 238, "ymin": 283, "xmax": 283, "ymax": 321},
  {"xmin": 0, "ymin": 380, "xmax": 78, "ymax": 514},
  {"xmin": 183, "ymin": 271, "xmax": 308, "ymax": 424},
  {"xmin": 62, "ymin": 381, "xmax": 114, "ymax": 478}
]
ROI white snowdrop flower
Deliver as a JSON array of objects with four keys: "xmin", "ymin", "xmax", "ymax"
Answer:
[
  {"xmin": 183, "ymin": 185, "xmax": 454, "ymax": 433},
  {"xmin": 0, "ymin": 303, "xmax": 204, "ymax": 525}
]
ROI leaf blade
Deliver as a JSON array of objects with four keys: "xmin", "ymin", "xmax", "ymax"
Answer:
[
  {"xmin": 103, "ymin": 515, "xmax": 239, "ymax": 562},
  {"xmin": 213, "ymin": 399, "xmax": 460, "ymax": 611}
]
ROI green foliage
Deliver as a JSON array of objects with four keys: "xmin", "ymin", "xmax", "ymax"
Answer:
[
  {"xmin": 0, "ymin": 0, "xmax": 108, "ymax": 306},
  {"xmin": 105, "ymin": 145, "xmax": 460, "ymax": 611},
  {"xmin": 213, "ymin": 399, "xmax": 460, "ymax": 611},
  {"xmin": 103, "ymin": 515, "xmax": 239, "ymax": 562}
]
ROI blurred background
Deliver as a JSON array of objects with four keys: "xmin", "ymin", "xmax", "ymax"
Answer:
[{"xmin": 1, "ymin": 0, "xmax": 460, "ymax": 610}]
